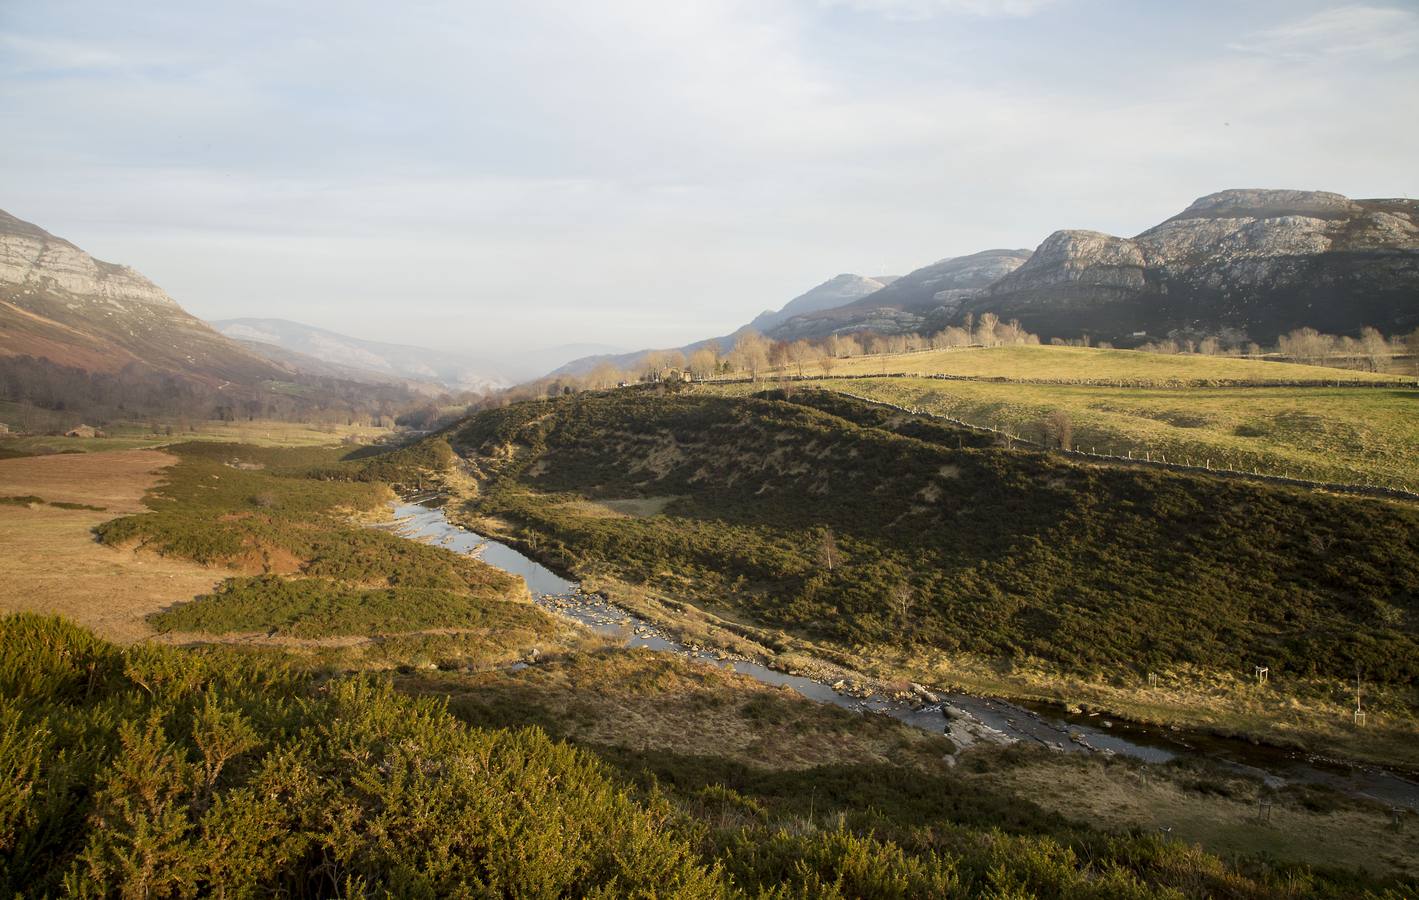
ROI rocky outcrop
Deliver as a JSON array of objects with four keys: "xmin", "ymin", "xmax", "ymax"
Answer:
[
  {"xmin": 0, "ymin": 208, "xmax": 288, "ymax": 382},
  {"xmin": 0, "ymin": 210, "xmax": 176, "ymax": 308},
  {"xmin": 967, "ymin": 190, "xmax": 1419, "ymax": 343}
]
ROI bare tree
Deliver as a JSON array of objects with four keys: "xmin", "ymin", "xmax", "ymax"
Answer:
[
  {"xmin": 818, "ymin": 353, "xmax": 837, "ymax": 376},
  {"xmin": 1043, "ymin": 410, "xmax": 1073, "ymax": 450},
  {"xmin": 889, "ymin": 581, "xmax": 915, "ymax": 627},
  {"xmin": 816, "ymin": 527, "xmax": 838, "ymax": 573},
  {"xmin": 730, "ymin": 332, "xmax": 772, "ymax": 381},
  {"xmin": 975, "ymin": 312, "xmax": 1000, "ymax": 347},
  {"xmin": 1359, "ymin": 326, "xmax": 1390, "ymax": 372},
  {"xmin": 688, "ymin": 347, "xmax": 718, "ymax": 380}
]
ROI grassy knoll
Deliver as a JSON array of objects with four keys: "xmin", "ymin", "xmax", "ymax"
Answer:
[
  {"xmin": 90, "ymin": 440, "xmax": 558, "ymax": 665},
  {"xmin": 448, "ymin": 388, "xmax": 1419, "ymax": 766},
  {"xmin": 780, "ymin": 344, "xmax": 1414, "ymax": 385},
  {"xmin": 716, "ymin": 377, "xmax": 1419, "ymax": 492}
]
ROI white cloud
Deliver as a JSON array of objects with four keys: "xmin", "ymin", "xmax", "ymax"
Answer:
[
  {"xmin": 1230, "ymin": 5, "xmax": 1419, "ymax": 61},
  {"xmin": 819, "ymin": 0, "xmax": 1057, "ymax": 19},
  {"xmin": 1, "ymin": 0, "xmax": 1416, "ymax": 355}
]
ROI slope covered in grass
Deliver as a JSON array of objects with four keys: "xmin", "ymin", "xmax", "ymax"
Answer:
[
  {"xmin": 792, "ymin": 344, "xmax": 1412, "ymax": 384},
  {"xmin": 781, "ymin": 377, "xmax": 1419, "ymax": 492},
  {"xmin": 452, "ymin": 389, "xmax": 1419, "ymax": 689}
]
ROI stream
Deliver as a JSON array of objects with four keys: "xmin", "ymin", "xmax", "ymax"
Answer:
[{"xmin": 383, "ymin": 498, "xmax": 1419, "ymax": 811}]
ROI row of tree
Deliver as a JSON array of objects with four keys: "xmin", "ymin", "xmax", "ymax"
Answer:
[
  {"xmin": 569, "ymin": 312, "xmax": 1043, "ymax": 388},
  {"xmin": 1131, "ymin": 325, "xmax": 1419, "ymax": 371},
  {"xmin": 483, "ymin": 319, "xmax": 1419, "ymax": 407}
]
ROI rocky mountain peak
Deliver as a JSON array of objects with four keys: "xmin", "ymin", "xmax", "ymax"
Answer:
[
  {"xmin": 0, "ymin": 208, "xmax": 176, "ymax": 308},
  {"xmin": 1166, "ymin": 189, "xmax": 1359, "ymax": 223}
]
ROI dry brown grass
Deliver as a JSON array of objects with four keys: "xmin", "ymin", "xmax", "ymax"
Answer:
[
  {"xmin": 0, "ymin": 450, "xmax": 221, "ymax": 643},
  {"xmin": 971, "ymin": 751, "xmax": 1419, "ymax": 878},
  {"xmin": 406, "ymin": 648, "xmax": 950, "ymax": 770}
]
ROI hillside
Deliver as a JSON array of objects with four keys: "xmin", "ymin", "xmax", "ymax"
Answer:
[
  {"xmin": 766, "ymin": 249, "xmax": 1032, "ymax": 341},
  {"xmin": 449, "ymin": 388, "xmax": 1419, "ymax": 762},
  {"xmin": 744, "ymin": 273, "xmax": 896, "ymax": 333},
  {"xmin": 213, "ymin": 317, "xmax": 509, "ymax": 393},
  {"xmin": 779, "ymin": 344, "xmax": 1412, "ymax": 384},
  {"xmin": 0, "ymin": 210, "xmax": 287, "ymax": 384},
  {"xmin": 0, "ymin": 210, "xmax": 427, "ymax": 425},
  {"xmin": 553, "ymin": 272, "xmax": 898, "ymax": 378},
  {"xmin": 965, "ymin": 189, "xmax": 1419, "ymax": 345}
]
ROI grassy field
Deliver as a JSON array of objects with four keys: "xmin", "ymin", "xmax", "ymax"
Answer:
[
  {"xmin": 0, "ymin": 450, "xmax": 224, "ymax": 642},
  {"xmin": 0, "ymin": 414, "xmax": 392, "ymax": 456},
  {"xmin": 710, "ymin": 377, "xmax": 1419, "ymax": 492},
  {"xmin": 775, "ymin": 344, "xmax": 1415, "ymax": 384}
]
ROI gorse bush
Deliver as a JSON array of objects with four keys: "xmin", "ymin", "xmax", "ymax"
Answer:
[
  {"xmin": 3, "ymin": 615, "xmax": 1407, "ymax": 898},
  {"xmin": 453, "ymin": 389, "xmax": 1419, "ymax": 686},
  {"xmin": 0, "ymin": 614, "xmax": 719, "ymax": 897},
  {"xmin": 92, "ymin": 440, "xmax": 543, "ymax": 643},
  {"xmin": 150, "ymin": 575, "xmax": 547, "ymax": 639}
]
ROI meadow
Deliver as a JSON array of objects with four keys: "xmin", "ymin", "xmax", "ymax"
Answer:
[
  {"xmin": 774, "ymin": 344, "xmax": 1413, "ymax": 385},
  {"xmin": 798, "ymin": 377, "xmax": 1419, "ymax": 492},
  {"xmin": 0, "ymin": 409, "xmax": 391, "ymax": 456}
]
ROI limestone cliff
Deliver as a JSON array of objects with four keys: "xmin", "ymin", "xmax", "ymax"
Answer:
[{"xmin": 969, "ymin": 190, "xmax": 1419, "ymax": 343}]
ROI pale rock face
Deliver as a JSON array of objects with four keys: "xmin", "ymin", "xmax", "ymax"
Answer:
[
  {"xmin": 0, "ymin": 215, "xmax": 176, "ymax": 307},
  {"xmin": 965, "ymin": 189, "xmax": 1419, "ymax": 343},
  {"xmin": 1175, "ymin": 189, "xmax": 1358, "ymax": 220},
  {"xmin": 1000, "ymin": 230, "xmax": 1146, "ymax": 291}
]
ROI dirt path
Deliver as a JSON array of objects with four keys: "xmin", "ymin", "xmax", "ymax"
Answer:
[{"xmin": 0, "ymin": 449, "xmax": 222, "ymax": 643}]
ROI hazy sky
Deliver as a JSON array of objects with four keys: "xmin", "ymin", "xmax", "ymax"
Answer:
[{"xmin": 2, "ymin": 1, "xmax": 1417, "ymax": 357}]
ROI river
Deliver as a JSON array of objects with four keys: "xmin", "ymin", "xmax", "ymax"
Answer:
[{"xmin": 383, "ymin": 497, "xmax": 1419, "ymax": 810}]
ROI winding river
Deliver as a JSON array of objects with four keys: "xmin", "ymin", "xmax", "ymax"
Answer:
[{"xmin": 384, "ymin": 498, "xmax": 1419, "ymax": 810}]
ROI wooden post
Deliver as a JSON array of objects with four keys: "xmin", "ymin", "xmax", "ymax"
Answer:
[{"xmin": 1254, "ymin": 666, "xmax": 1268, "ymax": 684}]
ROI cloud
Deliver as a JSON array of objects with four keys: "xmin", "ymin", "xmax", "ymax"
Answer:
[
  {"xmin": 2, "ymin": 0, "xmax": 1416, "ymax": 355},
  {"xmin": 1230, "ymin": 5, "xmax": 1419, "ymax": 61},
  {"xmin": 820, "ymin": 0, "xmax": 1057, "ymax": 19}
]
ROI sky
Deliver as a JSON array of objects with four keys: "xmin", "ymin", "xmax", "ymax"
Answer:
[{"xmin": 2, "ymin": 0, "xmax": 1417, "ymax": 359}]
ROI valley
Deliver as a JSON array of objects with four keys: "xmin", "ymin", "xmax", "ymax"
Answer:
[{"xmin": 4, "ymin": 426, "xmax": 1417, "ymax": 893}]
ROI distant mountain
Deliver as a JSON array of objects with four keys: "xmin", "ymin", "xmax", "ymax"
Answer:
[
  {"xmin": 212, "ymin": 318, "xmax": 509, "ymax": 394},
  {"xmin": 965, "ymin": 189, "xmax": 1419, "ymax": 344},
  {"xmin": 553, "ymin": 273, "xmax": 900, "ymax": 377},
  {"xmin": 0, "ymin": 209, "xmax": 425, "ymax": 424},
  {"xmin": 764, "ymin": 250, "xmax": 1031, "ymax": 341},
  {"xmin": 746, "ymin": 274, "xmax": 896, "ymax": 333}
]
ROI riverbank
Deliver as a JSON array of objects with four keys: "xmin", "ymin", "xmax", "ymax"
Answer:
[{"xmin": 417, "ymin": 496, "xmax": 1419, "ymax": 809}]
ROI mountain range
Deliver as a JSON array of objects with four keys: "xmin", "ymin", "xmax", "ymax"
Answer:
[
  {"xmin": 557, "ymin": 188, "xmax": 1419, "ymax": 376},
  {"xmin": 0, "ymin": 210, "xmax": 462, "ymax": 424},
  {"xmin": 211, "ymin": 318, "xmax": 510, "ymax": 395}
]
